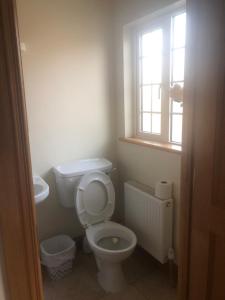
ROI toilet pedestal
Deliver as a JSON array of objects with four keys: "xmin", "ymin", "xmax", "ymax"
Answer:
[{"xmin": 96, "ymin": 257, "xmax": 127, "ymax": 293}]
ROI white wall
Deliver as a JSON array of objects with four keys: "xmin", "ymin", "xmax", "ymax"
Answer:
[
  {"xmin": 114, "ymin": 0, "xmax": 181, "ymax": 260},
  {"xmin": 16, "ymin": 0, "xmax": 182, "ymax": 261},
  {"xmin": 16, "ymin": 0, "xmax": 116, "ymax": 240}
]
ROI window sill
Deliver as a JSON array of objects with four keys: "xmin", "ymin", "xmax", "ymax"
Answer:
[{"xmin": 119, "ymin": 137, "xmax": 182, "ymax": 154}]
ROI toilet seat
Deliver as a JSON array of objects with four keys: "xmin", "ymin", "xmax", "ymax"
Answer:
[{"xmin": 76, "ymin": 171, "xmax": 115, "ymax": 227}]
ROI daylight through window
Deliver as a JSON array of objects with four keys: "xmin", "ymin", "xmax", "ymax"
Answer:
[{"xmin": 137, "ymin": 10, "xmax": 186, "ymax": 145}]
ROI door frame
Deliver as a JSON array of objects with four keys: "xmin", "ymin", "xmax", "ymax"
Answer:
[
  {"xmin": 0, "ymin": 0, "xmax": 43, "ymax": 299},
  {"xmin": 177, "ymin": 0, "xmax": 196, "ymax": 298},
  {"xmin": 0, "ymin": 0, "xmax": 194, "ymax": 299}
]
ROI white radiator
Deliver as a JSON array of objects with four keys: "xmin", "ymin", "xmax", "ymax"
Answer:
[{"xmin": 124, "ymin": 181, "xmax": 173, "ymax": 264}]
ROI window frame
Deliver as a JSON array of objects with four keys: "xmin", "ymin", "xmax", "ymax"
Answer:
[
  {"xmin": 169, "ymin": 11, "xmax": 186, "ymax": 144},
  {"xmin": 133, "ymin": 7, "xmax": 186, "ymax": 145}
]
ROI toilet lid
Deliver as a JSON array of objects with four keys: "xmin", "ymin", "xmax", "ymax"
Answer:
[{"xmin": 75, "ymin": 171, "xmax": 115, "ymax": 227}]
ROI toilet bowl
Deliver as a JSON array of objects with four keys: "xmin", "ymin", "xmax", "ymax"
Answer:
[
  {"xmin": 75, "ymin": 171, "xmax": 137, "ymax": 293},
  {"xmin": 86, "ymin": 221, "xmax": 137, "ymax": 292}
]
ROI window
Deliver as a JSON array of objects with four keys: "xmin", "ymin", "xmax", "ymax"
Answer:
[{"xmin": 136, "ymin": 10, "xmax": 186, "ymax": 145}]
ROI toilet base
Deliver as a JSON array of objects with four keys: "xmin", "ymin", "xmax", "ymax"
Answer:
[{"xmin": 96, "ymin": 259, "xmax": 127, "ymax": 293}]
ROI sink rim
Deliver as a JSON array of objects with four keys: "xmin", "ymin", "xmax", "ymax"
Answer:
[{"xmin": 33, "ymin": 175, "xmax": 49, "ymax": 204}]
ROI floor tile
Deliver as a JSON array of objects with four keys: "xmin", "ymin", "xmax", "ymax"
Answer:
[
  {"xmin": 42, "ymin": 248, "xmax": 177, "ymax": 300},
  {"xmin": 134, "ymin": 269, "xmax": 177, "ymax": 300},
  {"xmin": 43, "ymin": 263, "xmax": 105, "ymax": 300},
  {"xmin": 101, "ymin": 285, "xmax": 146, "ymax": 300},
  {"xmin": 76, "ymin": 251, "xmax": 98, "ymax": 278},
  {"xmin": 123, "ymin": 247, "xmax": 158, "ymax": 284}
]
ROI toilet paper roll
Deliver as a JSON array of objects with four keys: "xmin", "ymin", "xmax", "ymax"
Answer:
[{"xmin": 155, "ymin": 180, "xmax": 173, "ymax": 200}]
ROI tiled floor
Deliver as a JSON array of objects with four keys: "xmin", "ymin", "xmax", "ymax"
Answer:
[{"xmin": 43, "ymin": 247, "xmax": 177, "ymax": 300}]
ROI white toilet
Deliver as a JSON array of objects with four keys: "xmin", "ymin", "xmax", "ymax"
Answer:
[{"xmin": 53, "ymin": 159, "xmax": 137, "ymax": 293}]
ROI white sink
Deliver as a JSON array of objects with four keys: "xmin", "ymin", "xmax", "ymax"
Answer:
[{"xmin": 33, "ymin": 175, "xmax": 49, "ymax": 204}]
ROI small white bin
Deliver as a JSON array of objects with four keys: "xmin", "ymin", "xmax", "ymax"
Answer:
[{"xmin": 40, "ymin": 235, "xmax": 76, "ymax": 280}]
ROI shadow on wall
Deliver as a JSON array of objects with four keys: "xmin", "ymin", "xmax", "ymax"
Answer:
[{"xmin": 36, "ymin": 170, "xmax": 83, "ymax": 241}]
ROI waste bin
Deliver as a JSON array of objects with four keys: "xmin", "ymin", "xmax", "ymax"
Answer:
[{"xmin": 40, "ymin": 235, "xmax": 76, "ymax": 280}]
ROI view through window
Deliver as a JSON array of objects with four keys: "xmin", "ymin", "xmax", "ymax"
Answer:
[{"xmin": 137, "ymin": 11, "xmax": 186, "ymax": 145}]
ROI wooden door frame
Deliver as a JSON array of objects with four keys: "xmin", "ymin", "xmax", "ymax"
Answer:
[
  {"xmin": 0, "ymin": 0, "xmax": 43, "ymax": 299},
  {"xmin": 0, "ymin": 0, "xmax": 195, "ymax": 299},
  {"xmin": 179, "ymin": 0, "xmax": 225, "ymax": 298},
  {"xmin": 178, "ymin": 0, "xmax": 197, "ymax": 298}
]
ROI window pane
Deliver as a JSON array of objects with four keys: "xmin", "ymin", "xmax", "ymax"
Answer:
[
  {"xmin": 150, "ymin": 55, "xmax": 162, "ymax": 83},
  {"xmin": 141, "ymin": 58, "xmax": 151, "ymax": 84},
  {"xmin": 142, "ymin": 113, "xmax": 151, "ymax": 132},
  {"xmin": 172, "ymin": 100, "xmax": 183, "ymax": 113},
  {"xmin": 141, "ymin": 29, "xmax": 163, "ymax": 57},
  {"xmin": 142, "ymin": 86, "xmax": 151, "ymax": 111},
  {"xmin": 141, "ymin": 57, "xmax": 162, "ymax": 84},
  {"xmin": 152, "ymin": 113, "xmax": 161, "ymax": 134},
  {"xmin": 172, "ymin": 13, "xmax": 186, "ymax": 48},
  {"xmin": 152, "ymin": 85, "xmax": 161, "ymax": 112},
  {"xmin": 140, "ymin": 29, "xmax": 162, "ymax": 84},
  {"xmin": 172, "ymin": 48, "xmax": 185, "ymax": 82},
  {"xmin": 171, "ymin": 114, "xmax": 183, "ymax": 143}
]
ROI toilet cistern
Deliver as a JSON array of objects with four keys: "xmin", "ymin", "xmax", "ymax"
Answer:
[
  {"xmin": 53, "ymin": 158, "xmax": 112, "ymax": 208},
  {"xmin": 53, "ymin": 158, "xmax": 137, "ymax": 293}
]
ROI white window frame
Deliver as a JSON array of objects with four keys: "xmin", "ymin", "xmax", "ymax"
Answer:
[{"xmin": 133, "ymin": 6, "xmax": 186, "ymax": 145}]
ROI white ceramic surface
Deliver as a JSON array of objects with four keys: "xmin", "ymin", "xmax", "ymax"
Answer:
[
  {"xmin": 33, "ymin": 175, "xmax": 49, "ymax": 204},
  {"xmin": 53, "ymin": 158, "xmax": 112, "ymax": 207},
  {"xmin": 86, "ymin": 221, "xmax": 137, "ymax": 293},
  {"xmin": 76, "ymin": 171, "xmax": 115, "ymax": 227},
  {"xmin": 75, "ymin": 168, "xmax": 136, "ymax": 293},
  {"xmin": 54, "ymin": 157, "xmax": 137, "ymax": 293},
  {"xmin": 54, "ymin": 158, "xmax": 112, "ymax": 178}
]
